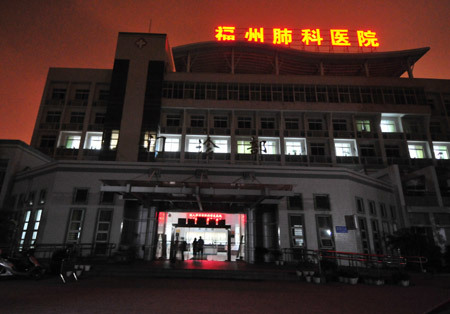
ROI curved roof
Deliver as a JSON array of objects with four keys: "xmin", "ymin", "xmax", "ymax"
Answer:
[{"xmin": 172, "ymin": 41, "xmax": 429, "ymax": 77}]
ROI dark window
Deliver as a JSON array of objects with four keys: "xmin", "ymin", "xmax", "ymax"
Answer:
[
  {"xmin": 95, "ymin": 113, "xmax": 105, "ymax": 124},
  {"xmin": 39, "ymin": 136, "xmax": 56, "ymax": 148},
  {"xmin": 214, "ymin": 116, "xmax": 228, "ymax": 128},
  {"xmin": 190, "ymin": 116, "xmax": 204, "ymax": 128},
  {"xmin": 283, "ymin": 85, "xmax": 294, "ymax": 102},
  {"xmin": 360, "ymin": 144, "xmax": 376, "ymax": 157},
  {"xmin": 166, "ymin": 115, "xmax": 180, "ymax": 127},
  {"xmin": 385, "ymin": 145, "xmax": 400, "ymax": 158},
  {"xmin": 261, "ymin": 117, "xmax": 275, "ymax": 129},
  {"xmin": 75, "ymin": 89, "xmax": 90, "ymax": 100},
  {"xmin": 98, "ymin": 90, "xmax": 109, "ymax": 101},
  {"xmin": 45, "ymin": 111, "xmax": 61, "ymax": 123},
  {"xmin": 285, "ymin": 118, "xmax": 299, "ymax": 130},
  {"xmin": 52, "ymin": 88, "xmax": 66, "ymax": 100},
  {"xmin": 261, "ymin": 84, "xmax": 271, "ymax": 101},
  {"xmin": 100, "ymin": 192, "xmax": 115, "ymax": 204},
  {"xmin": 332, "ymin": 119, "xmax": 347, "ymax": 131},
  {"xmin": 250, "ymin": 84, "xmax": 261, "ymax": 101},
  {"xmin": 237, "ymin": 117, "xmax": 252, "ymax": 129},
  {"xmin": 308, "ymin": 119, "xmax": 322, "ymax": 130},
  {"xmin": 39, "ymin": 190, "xmax": 46, "ymax": 205},
  {"xmin": 316, "ymin": 215, "xmax": 334, "ymax": 248},
  {"xmin": 217, "ymin": 83, "xmax": 228, "ymax": 100},
  {"xmin": 390, "ymin": 205, "xmax": 397, "ymax": 220},
  {"xmin": 194, "ymin": 83, "xmax": 205, "ymax": 99},
  {"xmin": 288, "ymin": 194, "xmax": 303, "ymax": 210},
  {"xmin": 314, "ymin": 194, "xmax": 330, "ymax": 210},
  {"xmin": 369, "ymin": 200, "xmax": 377, "ymax": 215},
  {"xmin": 379, "ymin": 203, "xmax": 387, "ymax": 218},
  {"xmin": 239, "ymin": 84, "xmax": 249, "ymax": 101},
  {"xmin": 356, "ymin": 197, "xmax": 365, "ymax": 213},
  {"xmin": 70, "ymin": 112, "xmax": 85, "ymax": 124},
  {"xmin": 73, "ymin": 188, "xmax": 89, "ymax": 204},
  {"xmin": 316, "ymin": 86, "xmax": 327, "ymax": 102},
  {"xmin": 430, "ymin": 122, "xmax": 441, "ymax": 134},
  {"xmin": 310, "ymin": 143, "xmax": 325, "ymax": 156},
  {"xmin": 27, "ymin": 191, "xmax": 35, "ymax": 206}
]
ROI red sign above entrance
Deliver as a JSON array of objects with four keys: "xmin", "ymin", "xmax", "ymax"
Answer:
[
  {"xmin": 188, "ymin": 213, "xmax": 224, "ymax": 224},
  {"xmin": 215, "ymin": 26, "xmax": 380, "ymax": 52}
]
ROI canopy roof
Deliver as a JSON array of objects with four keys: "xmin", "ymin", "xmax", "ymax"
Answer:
[{"xmin": 173, "ymin": 42, "xmax": 429, "ymax": 77}]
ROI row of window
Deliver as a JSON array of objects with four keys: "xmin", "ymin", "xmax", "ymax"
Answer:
[
  {"xmin": 51, "ymin": 88, "xmax": 109, "ymax": 102},
  {"xmin": 163, "ymin": 81, "xmax": 426, "ymax": 105},
  {"xmin": 45, "ymin": 111, "xmax": 105, "ymax": 125},
  {"xmin": 355, "ymin": 197, "xmax": 397, "ymax": 219}
]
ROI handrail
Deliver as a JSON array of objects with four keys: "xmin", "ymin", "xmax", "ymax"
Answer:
[{"xmin": 17, "ymin": 243, "xmax": 117, "ymax": 259}]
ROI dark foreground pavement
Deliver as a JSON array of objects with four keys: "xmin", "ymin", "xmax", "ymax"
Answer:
[{"xmin": 1, "ymin": 273, "xmax": 450, "ymax": 314}]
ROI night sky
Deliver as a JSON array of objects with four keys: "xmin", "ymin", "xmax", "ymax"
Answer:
[{"xmin": 1, "ymin": 0, "xmax": 449, "ymax": 143}]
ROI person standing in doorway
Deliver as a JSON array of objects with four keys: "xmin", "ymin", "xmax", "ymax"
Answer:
[
  {"xmin": 192, "ymin": 238, "xmax": 198, "ymax": 259},
  {"xmin": 179, "ymin": 238, "xmax": 187, "ymax": 261},
  {"xmin": 197, "ymin": 236, "xmax": 204, "ymax": 259}
]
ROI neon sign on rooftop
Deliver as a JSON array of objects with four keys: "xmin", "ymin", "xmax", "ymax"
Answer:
[{"xmin": 215, "ymin": 27, "xmax": 379, "ymax": 51}]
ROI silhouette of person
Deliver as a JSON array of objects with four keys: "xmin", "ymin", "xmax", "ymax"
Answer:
[
  {"xmin": 197, "ymin": 236, "xmax": 204, "ymax": 259},
  {"xmin": 179, "ymin": 238, "xmax": 187, "ymax": 261},
  {"xmin": 192, "ymin": 238, "xmax": 198, "ymax": 259}
]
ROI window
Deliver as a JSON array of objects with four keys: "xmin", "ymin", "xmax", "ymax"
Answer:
[
  {"xmin": 369, "ymin": 200, "xmax": 377, "ymax": 216},
  {"xmin": 310, "ymin": 143, "xmax": 325, "ymax": 156},
  {"xmin": 308, "ymin": 119, "xmax": 322, "ymax": 130},
  {"xmin": 356, "ymin": 197, "xmax": 365, "ymax": 213},
  {"xmin": 433, "ymin": 143, "xmax": 450, "ymax": 159},
  {"xmin": 94, "ymin": 209, "xmax": 113, "ymax": 254},
  {"xmin": 285, "ymin": 139, "xmax": 306, "ymax": 155},
  {"xmin": 371, "ymin": 219, "xmax": 382, "ymax": 254},
  {"xmin": 434, "ymin": 213, "xmax": 450, "ymax": 225},
  {"xmin": 214, "ymin": 116, "xmax": 228, "ymax": 128},
  {"xmin": 73, "ymin": 188, "xmax": 89, "ymax": 204},
  {"xmin": 65, "ymin": 134, "xmax": 81, "ymax": 149},
  {"xmin": 184, "ymin": 83, "xmax": 194, "ymax": 99},
  {"xmin": 66, "ymin": 208, "xmax": 85, "ymax": 243},
  {"xmin": 100, "ymin": 192, "xmax": 115, "ymax": 204},
  {"xmin": 84, "ymin": 132, "xmax": 102, "ymax": 149},
  {"xmin": 237, "ymin": 140, "xmax": 251, "ymax": 154},
  {"xmin": 190, "ymin": 115, "xmax": 204, "ymax": 128},
  {"xmin": 94, "ymin": 113, "xmax": 105, "ymax": 124},
  {"xmin": 143, "ymin": 131, "xmax": 156, "ymax": 152},
  {"xmin": 285, "ymin": 118, "xmax": 299, "ymax": 130},
  {"xmin": 211, "ymin": 138, "xmax": 229, "ymax": 153},
  {"xmin": 314, "ymin": 194, "xmax": 330, "ymax": 210},
  {"xmin": 335, "ymin": 140, "xmax": 357, "ymax": 157},
  {"xmin": 52, "ymin": 88, "xmax": 66, "ymax": 100},
  {"xmin": 379, "ymin": 203, "xmax": 387, "ymax": 218},
  {"xmin": 408, "ymin": 142, "xmax": 429, "ymax": 159},
  {"xmin": 164, "ymin": 137, "xmax": 181, "ymax": 152},
  {"xmin": 46, "ymin": 111, "xmax": 61, "ymax": 123},
  {"xmin": 38, "ymin": 190, "xmax": 46, "ymax": 205},
  {"xmin": 385, "ymin": 145, "xmax": 400, "ymax": 157},
  {"xmin": 358, "ymin": 217, "xmax": 370, "ymax": 254},
  {"xmin": 261, "ymin": 117, "xmax": 275, "ymax": 129},
  {"xmin": 356, "ymin": 120, "xmax": 371, "ymax": 132},
  {"xmin": 110, "ymin": 130, "xmax": 119, "ymax": 149},
  {"xmin": 360, "ymin": 144, "xmax": 376, "ymax": 157},
  {"xmin": 70, "ymin": 112, "xmax": 85, "ymax": 124},
  {"xmin": 332, "ymin": 119, "xmax": 347, "ymax": 131},
  {"xmin": 390, "ymin": 205, "xmax": 397, "ymax": 220},
  {"xmin": 288, "ymin": 195, "xmax": 303, "ymax": 210},
  {"xmin": 19, "ymin": 210, "xmax": 31, "ymax": 250},
  {"xmin": 260, "ymin": 139, "xmax": 279, "ymax": 154},
  {"xmin": 27, "ymin": 191, "xmax": 35, "ymax": 207},
  {"xmin": 39, "ymin": 135, "xmax": 56, "ymax": 148},
  {"xmin": 289, "ymin": 215, "xmax": 305, "ymax": 247},
  {"xmin": 380, "ymin": 119, "xmax": 398, "ymax": 132},
  {"xmin": 98, "ymin": 90, "xmax": 109, "ymax": 101},
  {"xmin": 75, "ymin": 89, "xmax": 90, "ymax": 100},
  {"xmin": 316, "ymin": 215, "xmax": 334, "ymax": 248},
  {"xmin": 187, "ymin": 137, "xmax": 205, "ymax": 153},
  {"xmin": 237, "ymin": 117, "xmax": 252, "ymax": 129},
  {"xmin": 166, "ymin": 115, "xmax": 180, "ymax": 127}
]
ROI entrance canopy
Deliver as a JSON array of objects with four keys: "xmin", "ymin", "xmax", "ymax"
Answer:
[{"xmin": 101, "ymin": 180, "xmax": 294, "ymax": 212}]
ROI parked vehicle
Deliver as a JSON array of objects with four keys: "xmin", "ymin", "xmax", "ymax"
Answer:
[{"xmin": 0, "ymin": 249, "xmax": 45, "ymax": 279}]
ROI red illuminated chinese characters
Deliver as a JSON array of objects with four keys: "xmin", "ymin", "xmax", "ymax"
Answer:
[
  {"xmin": 273, "ymin": 28, "xmax": 293, "ymax": 45},
  {"xmin": 301, "ymin": 29, "xmax": 323, "ymax": 46},
  {"xmin": 245, "ymin": 28, "xmax": 264, "ymax": 43},
  {"xmin": 188, "ymin": 213, "xmax": 224, "ymax": 225},
  {"xmin": 215, "ymin": 26, "xmax": 236, "ymax": 41},
  {"xmin": 357, "ymin": 30, "xmax": 379, "ymax": 47},
  {"xmin": 330, "ymin": 29, "xmax": 351, "ymax": 46}
]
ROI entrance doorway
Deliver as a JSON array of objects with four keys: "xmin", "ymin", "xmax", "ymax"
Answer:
[{"xmin": 155, "ymin": 212, "xmax": 246, "ymax": 262}]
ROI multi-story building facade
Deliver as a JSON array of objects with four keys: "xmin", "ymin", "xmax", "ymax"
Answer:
[{"xmin": 2, "ymin": 32, "xmax": 450, "ymax": 262}]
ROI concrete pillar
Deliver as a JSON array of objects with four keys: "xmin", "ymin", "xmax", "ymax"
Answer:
[
  {"xmin": 246, "ymin": 208, "xmax": 256, "ymax": 263},
  {"xmin": 143, "ymin": 206, "xmax": 157, "ymax": 260}
]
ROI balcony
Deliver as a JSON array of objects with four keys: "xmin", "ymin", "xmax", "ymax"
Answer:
[
  {"xmin": 309, "ymin": 155, "xmax": 332, "ymax": 164},
  {"xmin": 155, "ymin": 151, "xmax": 180, "ymax": 161},
  {"xmin": 382, "ymin": 132, "xmax": 404, "ymax": 140},
  {"xmin": 360, "ymin": 156, "xmax": 384, "ymax": 165},
  {"xmin": 285, "ymin": 155, "xmax": 308, "ymax": 164},
  {"xmin": 186, "ymin": 127, "xmax": 207, "ymax": 135},
  {"xmin": 410, "ymin": 158, "xmax": 434, "ymax": 167},
  {"xmin": 235, "ymin": 129, "xmax": 256, "ymax": 136},
  {"xmin": 333, "ymin": 131, "xmax": 354, "ymax": 138},
  {"xmin": 336, "ymin": 156, "xmax": 359, "ymax": 164},
  {"xmin": 431, "ymin": 133, "xmax": 450, "ymax": 141},
  {"xmin": 307, "ymin": 130, "xmax": 329, "ymax": 137},
  {"xmin": 62, "ymin": 123, "xmax": 83, "ymax": 131},
  {"xmin": 68, "ymin": 100, "xmax": 87, "ymax": 107},
  {"xmin": 160, "ymin": 126, "xmax": 182, "ymax": 134},
  {"xmin": 260, "ymin": 154, "xmax": 281, "ymax": 163},
  {"xmin": 82, "ymin": 149, "xmax": 101, "ymax": 160},
  {"xmin": 405, "ymin": 133, "xmax": 428, "ymax": 141},
  {"xmin": 88, "ymin": 124, "xmax": 104, "ymax": 131},
  {"xmin": 45, "ymin": 99, "xmax": 64, "ymax": 106},
  {"xmin": 284, "ymin": 130, "xmax": 305, "ymax": 137},
  {"xmin": 386, "ymin": 157, "xmax": 410, "ymax": 165},
  {"xmin": 184, "ymin": 152, "xmax": 230, "ymax": 162},
  {"xmin": 55, "ymin": 148, "xmax": 79, "ymax": 160},
  {"xmin": 93, "ymin": 100, "xmax": 108, "ymax": 106},
  {"xmin": 209, "ymin": 128, "xmax": 230, "ymax": 135},
  {"xmin": 39, "ymin": 123, "xmax": 60, "ymax": 130},
  {"xmin": 258, "ymin": 129, "xmax": 279, "ymax": 136},
  {"xmin": 357, "ymin": 131, "xmax": 378, "ymax": 139}
]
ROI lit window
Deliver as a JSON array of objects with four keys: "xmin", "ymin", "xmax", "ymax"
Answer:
[
  {"xmin": 212, "ymin": 138, "xmax": 229, "ymax": 153},
  {"xmin": 408, "ymin": 143, "xmax": 428, "ymax": 159},
  {"xmin": 30, "ymin": 209, "xmax": 43, "ymax": 247},
  {"xmin": 356, "ymin": 120, "xmax": 371, "ymax": 132},
  {"xmin": 260, "ymin": 139, "xmax": 278, "ymax": 154},
  {"xmin": 187, "ymin": 137, "xmax": 205, "ymax": 152},
  {"xmin": 285, "ymin": 139, "xmax": 306, "ymax": 155},
  {"xmin": 237, "ymin": 140, "xmax": 251, "ymax": 154},
  {"xmin": 335, "ymin": 140, "xmax": 357, "ymax": 157},
  {"xmin": 164, "ymin": 137, "xmax": 180, "ymax": 152},
  {"xmin": 380, "ymin": 119, "xmax": 398, "ymax": 132},
  {"xmin": 143, "ymin": 132, "xmax": 156, "ymax": 152},
  {"xmin": 433, "ymin": 143, "xmax": 450, "ymax": 159},
  {"xmin": 110, "ymin": 130, "xmax": 119, "ymax": 149},
  {"xmin": 84, "ymin": 132, "xmax": 102, "ymax": 150},
  {"xmin": 65, "ymin": 135, "xmax": 81, "ymax": 149},
  {"xmin": 66, "ymin": 208, "xmax": 85, "ymax": 243}
]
